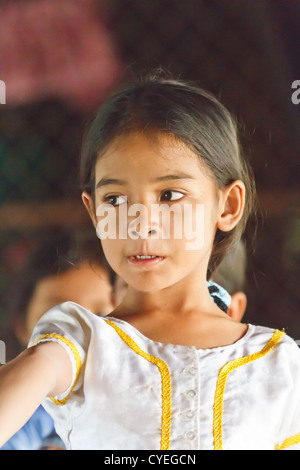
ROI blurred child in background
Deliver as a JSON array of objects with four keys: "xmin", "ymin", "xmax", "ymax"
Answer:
[
  {"xmin": 211, "ymin": 240, "xmax": 247, "ymax": 322},
  {"xmin": 1, "ymin": 229, "xmax": 115, "ymax": 450}
]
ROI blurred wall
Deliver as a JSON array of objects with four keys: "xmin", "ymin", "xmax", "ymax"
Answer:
[{"xmin": 0, "ymin": 0, "xmax": 299, "ymax": 343}]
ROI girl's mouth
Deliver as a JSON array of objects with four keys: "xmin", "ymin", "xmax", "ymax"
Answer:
[{"xmin": 128, "ymin": 255, "xmax": 165, "ymax": 266}]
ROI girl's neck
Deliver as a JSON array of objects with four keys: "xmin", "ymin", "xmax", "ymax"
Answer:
[
  {"xmin": 113, "ymin": 274, "xmax": 217, "ymax": 320},
  {"xmin": 110, "ymin": 276, "xmax": 248, "ymax": 350}
]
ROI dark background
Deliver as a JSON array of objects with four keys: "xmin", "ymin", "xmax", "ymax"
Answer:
[{"xmin": 0, "ymin": 0, "xmax": 299, "ymax": 358}]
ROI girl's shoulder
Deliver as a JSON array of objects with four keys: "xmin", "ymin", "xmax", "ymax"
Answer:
[
  {"xmin": 28, "ymin": 301, "xmax": 119, "ymax": 406},
  {"xmin": 28, "ymin": 301, "xmax": 119, "ymax": 370},
  {"xmin": 249, "ymin": 323, "xmax": 299, "ymax": 346},
  {"xmin": 29, "ymin": 300, "xmax": 114, "ymax": 344},
  {"xmin": 245, "ymin": 323, "xmax": 300, "ymax": 368}
]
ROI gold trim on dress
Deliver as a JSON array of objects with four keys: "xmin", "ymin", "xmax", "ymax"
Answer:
[
  {"xmin": 105, "ymin": 319, "xmax": 172, "ymax": 450},
  {"xmin": 275, "ymin": 432, "xmax": 300, "ymax": 450},
  {"xmin": 30, "ymin": 333, "xmax": 82, "ymax": 405},
  {"xmin": 213, "ymin": 329, "xmax": 285, "ymax": 450}
]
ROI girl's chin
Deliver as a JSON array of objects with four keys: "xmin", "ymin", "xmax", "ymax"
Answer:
[{"xmin": 123, "ymin": 274, "xmax": 181, "ymax": 295}]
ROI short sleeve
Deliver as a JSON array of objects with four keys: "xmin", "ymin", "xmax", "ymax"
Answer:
[
  {"xmin": 275, "ymin": 336, "xmax": 300, "ymax": 450},
  {"xmin": 28, "ymin": 301, "xmax": 90, "ymax": 405}
]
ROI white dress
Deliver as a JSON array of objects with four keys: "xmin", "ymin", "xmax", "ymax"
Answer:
[{"xmin": 29, "ymin": 301, "xmax": 300, "ymax": 450}]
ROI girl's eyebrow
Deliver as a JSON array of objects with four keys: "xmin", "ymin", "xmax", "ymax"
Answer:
[
  {"xmin": 96, "ymin": 178, "xmax": 126, "ymax": 189},
  {"xmin": 152, "ymin": 173, "xmax": 196, "ymax": 182},
  {"xmin": 96, "ymin": 173, "xmax": 195, "ymax": 189}
]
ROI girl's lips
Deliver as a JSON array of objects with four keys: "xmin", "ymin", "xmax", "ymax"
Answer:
[{"xmin": 128, "ymin": 255, "xmax": 165, "ymax": 266}]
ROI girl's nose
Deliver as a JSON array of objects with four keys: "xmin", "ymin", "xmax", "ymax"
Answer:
[
  {"xmin": 128, "ymin": 221, "xmax": 160, "ymax": 239},
  {"xmin": 128, "ymin": 205, "xmax": 161, "ymax": 239}
]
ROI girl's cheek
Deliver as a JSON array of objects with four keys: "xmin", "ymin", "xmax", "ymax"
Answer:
[
  {"xmin": 180, "ymin": 203, "xmax": 206, "ymax": 252},
  {"xmin": 95, "ymin": 203, "xmax": 119, "ymax": 240}
]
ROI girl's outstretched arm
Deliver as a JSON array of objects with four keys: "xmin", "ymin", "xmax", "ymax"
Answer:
[{"xmin": 0, "ymin": 341, "xmax": 72, "ymax": 446}]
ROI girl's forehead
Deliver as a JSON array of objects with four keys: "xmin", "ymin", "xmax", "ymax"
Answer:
[{"xmin": 95, "ymin": 131, "xmax": 206, "ymax": 174}]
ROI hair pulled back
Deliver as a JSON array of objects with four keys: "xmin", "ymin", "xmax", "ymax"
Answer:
[{"xmin": 80, "ymin": 71, "xmax": 256, "ymax": 278}]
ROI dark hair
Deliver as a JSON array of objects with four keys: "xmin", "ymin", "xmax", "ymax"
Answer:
[{"xmin": 80, "ymin": 71, "xmax": 257, "ymax": 278}]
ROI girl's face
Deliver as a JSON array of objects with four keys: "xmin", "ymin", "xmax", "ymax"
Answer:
[{"xmin": 83, "ymin": 131, "xmax": 238, "ymax": 293}]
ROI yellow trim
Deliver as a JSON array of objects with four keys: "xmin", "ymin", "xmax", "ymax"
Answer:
[
  {"xmin": 213, "ymin": 329, "xmax": 285, "ymax": 450},
  {"xmin": 105, "ymin": 319, "xmax": 172, "ymax": 450},
  {"xmin": 30, "ymin": 333, "xmax": 82, "ymax": 405},
  {"xmin": 275, "ymin": 433, "xmax": 300, "ymax": 450}
]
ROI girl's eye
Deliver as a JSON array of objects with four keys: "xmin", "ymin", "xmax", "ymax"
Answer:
[
  {"xmin": 160, "ymin": 190, "xmax": 184, "ymax": 202},
  {"xmin": 104, "ymin": 195, "xmax": 127, "ymax": 206}
]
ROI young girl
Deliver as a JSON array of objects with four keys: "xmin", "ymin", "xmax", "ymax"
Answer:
[{"xmin": 1, "ymin": 73, "xmax": 300, "ymax": 450}]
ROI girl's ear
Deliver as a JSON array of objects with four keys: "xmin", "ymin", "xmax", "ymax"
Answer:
[
  {"xmin": 82, "ymin": 191, "xmax": 97, "ymax": 228},
  {"xmin": 217, "ymin": 180, "xmax": 245, "ymax": 232},
  {"xmin": 227, "ymin": 291, "xmax": 247, "ymax": 321}
]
